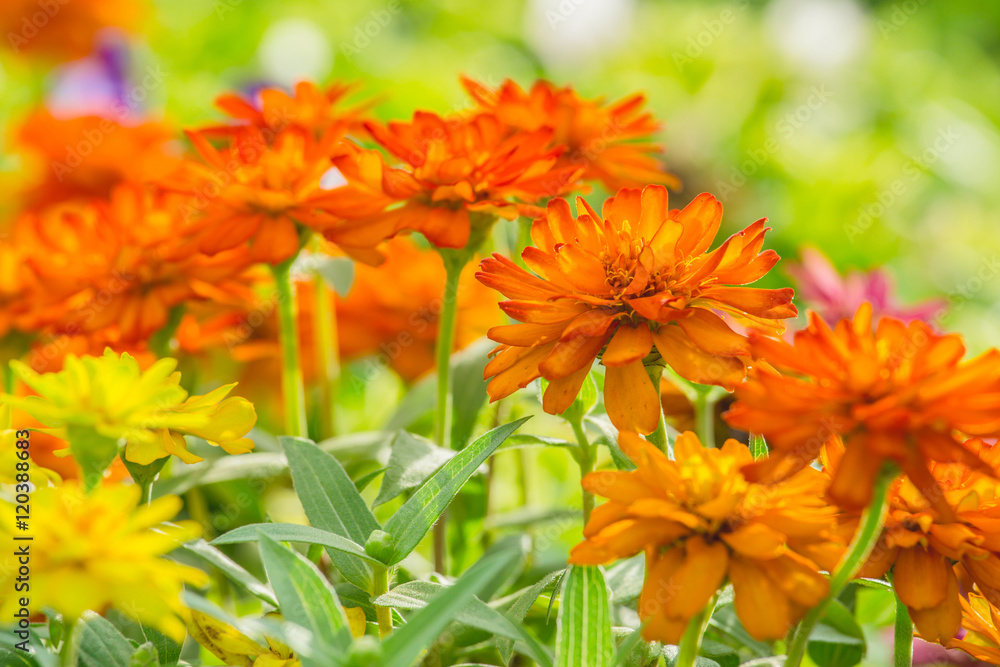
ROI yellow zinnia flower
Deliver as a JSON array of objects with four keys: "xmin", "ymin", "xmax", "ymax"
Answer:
[
  {"xmin": 3, "ymin": 348, "xmax": 256, "ymax": 467},
  {"xmin": 570, "ymin": 431, "xmax": 842, "ymax": 643},
  {"xmin": 0, "ymin": 483, "xmax": 208, "ymax": 640}
]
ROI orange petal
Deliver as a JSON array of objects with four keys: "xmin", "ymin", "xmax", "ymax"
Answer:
[
  {"xmin": 671, "ymin": 536, "xmax": 729, "ymax": 617},
  {"xmin": 909, "ymin": 565, "xmax": 962, "ymax": 643},
  {"xmin": 602, "ymin": 322, "xmax": 653, "ymax": 367},
  {"xmin": 542, "ymin": 363, "xmax": 593, "ymax": 414},
  {"xmin": 895, "ymin": 546, "xmax": 950, "ymax": 610},
  {"xmin": 729, "ymin": 556, "xmax": 792, "ymax": 640},
  {"xmin": 604, "ymin": 361, "xmax": 660, "ymax": 435},
  {"xmin": 721, "ymin": 523, "xmax": 786, "ymax": 559}
]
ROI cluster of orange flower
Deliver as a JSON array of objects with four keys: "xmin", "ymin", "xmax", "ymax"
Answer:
[{"xmin": 5, "ymin": 51, "xmax": 1000, "ymax": 660}]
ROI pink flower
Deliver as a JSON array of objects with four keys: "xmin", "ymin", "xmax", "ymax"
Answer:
[{"xmin": 787, "ymin": 248, "xmax": 945, "ymax": 325}]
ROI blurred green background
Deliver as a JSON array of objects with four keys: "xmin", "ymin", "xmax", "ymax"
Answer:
[{"xmin": 4, "ymin": 0, "xmax": 999, "ymax": 349}]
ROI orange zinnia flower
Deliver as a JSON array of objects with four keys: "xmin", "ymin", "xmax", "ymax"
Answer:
[
  {"xmin": 947, "ymin": 591, "xmax": 1000, "ymax": 663},
  {"xmin": 17, "ymin": 185, "xmax": 254, "ymax": 345},
  {"xmin": 726, "ymin": 303, "xmax": 1000, "ymax": 510},
  {"xmin": 208, "ymin": 81, "xmax": 373, "ymax": 141},
  {"xmin": 476, "ymin": 184, "xmax": 796, "ymax": 434},
  {"xmin": 15, "ymin": 110, "xmax": 179, "ymax": 209},
  {"xmin": 0, "ymin": 0, "xmax": 143, "ymax": 60},
  {"xmin": 316, "ymin": 111, "xmax": 585, "ymax": 249},
  {"xmin": 162, "ymin": 127, "xmax": 385, "ymax": 265},
  {"xmin": 825, "ymin": 438, "xmax": 1000, "ymax": 642},
  {"xmin": 462, "ymin": 77, "xmax": 680, "ymax": 192},
  {"xmin": 571, "ymin": 431, "xmax": 840, "ymax": 643}
]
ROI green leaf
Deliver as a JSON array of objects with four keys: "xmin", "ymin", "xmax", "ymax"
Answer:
[
  {"xmin": 662, "ymin": 645, "xmax": 721, "ymax": 666},
  {"xmin": 450, "ymin": 338, "xmax": 495, "ymax": 449},
  {"xmin": 0, "ymin": 647, "xmax": 40, "ymax": 667},
  {"xmin": 706, "ymin": 605, "xmax": 770, "ymax": 658},
  {"xmin": 853, "ymin": 577, "xmax": 892, "ymax": 591},
  {"xmin": 604, "ymin": 553, "xmax": 644, "ymax": 603},
  {"xmin": 749, "ymin": 434, "xmax": 768, "ymax": 460},
  {"xmin": 138, "ymin": 623, "xmax": 180, "ymax": 666},
  {"xmin": 282, "ymin": 436, "xmax": 381, "ymax": 589},
  {"xmin": 807, "ymin": 600, "xmax": 865, "ymax": 667},
  {"xmin": 496, "ymin": 569, "xmax": 563, "ymax": 665},
  {"xmin": 699, "ymin": 640, "xmax": 739, "ymax": 667},
  {"xmin": 354, "ymin": 467, "xmax": 386, "ymax": 493},
  {"xmin": 556, "ymin": 565, "xmax": 613, "ymax": 667},
  {"xmin": 611, "ymin": 625, "xmax": 660, "ymax": 667},
  {"xmin": 181, "ymin": 538, "xmax": 278, "ymax": 607},
  {"xmin": 153, "ymin": 452, "xmax": 288, "ymax": 497},
  {"xmin": 382, "ymin": 417, "xmax": 530, "ymax": 565},
  {"xmin": 75, "ymin": 613, "xmax": 133, "ymax": 667},
  {"xmin": 258, "ymin": 532, "xmax": 352, "ymax": 666},
  {"xmin": 587, "ymin": 415, "xmax": 636, "ymax": 471},
  {"xmin": 212, "ymin": 523, "xmax": 381, "ymax": 563},
  {"xmin": 380, "ymin": 546, "xmax": 524, "ymax": 667},
  {"xmin": 313, "ymin": 255, "xmax": 355, "ymax": 295},
  {"xmin": 127, "ymin": 642, "xmax": 158, "ymax": 667},
  {"xmin": 738, "ymin": 659, "xmax": 786, "ymax": 666},
  {"xmin": 374, "ymin": 431, "xmax": 454, "ymax": 507},
  {"xmin": 373, "ymin": 580, "xmax": 552, "ymax": 666}
]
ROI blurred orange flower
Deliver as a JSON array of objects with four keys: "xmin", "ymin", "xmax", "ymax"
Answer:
[
  {"xmin": 17, "ymin": 185, "xmax": 254, "ymax": 345},
  {"xmin": 178, "ymin": 237, "xmax": 502, "ymax": 386},
  {"xmin": 162, "ymin": 127, "xmax": 388, "ymax": 265},
  {"xmin": 571, "ymin": 431, "xmax": 840, "ymax": 643},
  {"xmin": 0, "ymin": 0, "xmax": 143, "ymax": 60},
  {"xmin": 208, "ymin": 81, "xmax": 373, "ymax": 142},
  {"xmin": 336, "ymin": 236, "xmax": 503, "ymax": 381},
  {"xmin": 726, "ymin": 304, "xmax": 1000, "ymax": 510},
  {"xmin": 477, "ymin": 185, "xmax": 795, "ymax": 434},
  {"xmin": 316, "ymin": 111, "xmax": 584, "ymax": 249},
  {"xmin": 14, "ymin": 110, "xmax": 179, "ymax": 208},
  {"xmin": 462, "ymin": 78, "xmax": 679, "ymax": 192}
]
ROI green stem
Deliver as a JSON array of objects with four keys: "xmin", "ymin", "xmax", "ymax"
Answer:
[
  {"xmin": 430, "ymin": 250, "xmax": 466, "ymax": 577},
  {"xmin": 675, "ymin": 594, "xmax": 717, "ymax": 667},
  {"xmin": 434, "ymin": 252, "xmax": 464, "ymax": 450},
  {"xmin": 372, "ymin": 566, "xmax": 393, "ymax": 639},
  {"xmin": 893, "ymin": 587, "xmax": 913, "ymax": 667},
  {"xmin": 785, "ymin": 465, "xmax": 896, "ymax": 667},
  {"xmin": 570, "ymin": 418, "xmax": 594, "ymax": 524},
  {"xmin": 60, "ymin": 618, "xmax": 77, "ymax": 667},
  {"xmin": 313, "ymin": 269, "xmax": 340, "ymax": 440},
  {"xmin": 693, "ymin": 385, "xmax": 724, "ymax": 447},
  {"xmin": 644, "ymin": 364, "xmax": 668, "ymax": 452},
  {"xmin": 271, "ymin": 257, "xmax": 307, "ymax": 438}
]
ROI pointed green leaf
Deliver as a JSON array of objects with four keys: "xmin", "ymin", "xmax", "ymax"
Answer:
[
  {"xmin": 0, "ymin": 647, "xmax": 40, "ymax": 667},
  {"xmin": 182, "ymin": 538, "xmax": 278, "ymax": 607},
  {"xmin": 374, "ymin": 431, "xmax": 454, "ymax": 507},
  {"xmin": 282, "ymin": 436, "xmax": 381, "ymax": 589},
  {"xmin": 75, "ymin": 613, "xmax": 133, "ymax": 667},
  {"xmin": 212, "ymin": 523, "xmax": 381, "ymax": 563},
  {"xmin": 496, "ymin": 569, "xmax": 563, "ymax": 665},
  {"xmin": 556, "ymin": 565, "xmax": 613, "ymax": 667},
  {"xmin": 380, "ymin": 546, "xmax": 523, "ymax": 667},
  {"xmin": 138, "ymin": 623, "xmax": 180, "ymax": 666},
  {"xmin": 382, "ymin": 417, "xmax": 530, "ymax": 565},
  {"xmin": 258, "ymin": 532, "xmax": 352, "ymax": 665},
  {"xmin": 373, "ymin": 580, "xmax": 552, "ymax": 666}
]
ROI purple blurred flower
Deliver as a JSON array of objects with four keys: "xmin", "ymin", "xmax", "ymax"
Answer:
[
  {"xmin": 46, "ymin": 29, "xmax": 133, "ymax": 120},
  {"xmin": 787, "ymin": 247, "xmax": 946, "ymax": 325}
]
